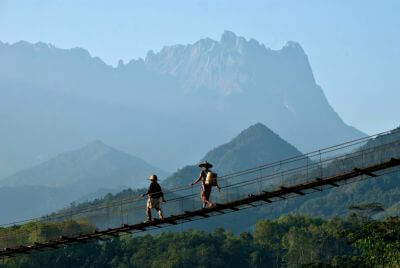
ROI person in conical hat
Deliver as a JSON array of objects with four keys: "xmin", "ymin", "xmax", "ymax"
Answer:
[
  {"xmin": 190, "ymin": 161, "xmax": 220, "ymax": 208},
  {"xmin": 142, "ymin": 174, "xmax": 165, "ymax": 222}
]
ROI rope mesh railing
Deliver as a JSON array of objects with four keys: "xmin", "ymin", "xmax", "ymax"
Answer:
[{"xmin": 3, "ymin": 128, "xmax": 397, "ymax": 228}]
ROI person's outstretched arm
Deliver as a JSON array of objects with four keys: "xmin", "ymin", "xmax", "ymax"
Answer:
[
  {"xmin": 142, "ymin": 187, "xmax": 150, "ymax": 197},
  {"xmin": 190, "ymin": 172, "xmax": 203, "ymax": 186},
  {"xmin": 142, "ymin": 183, "xmax": 153, "ymax": 197}
]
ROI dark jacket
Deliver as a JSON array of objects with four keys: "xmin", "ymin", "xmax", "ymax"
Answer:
[{"xmin": 146, "ymin": 181, "xmax": 164, "ymax": 199}]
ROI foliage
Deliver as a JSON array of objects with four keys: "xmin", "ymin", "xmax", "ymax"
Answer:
[
  {"xmin": 0, "ymin": 220, "xmax": 94, "ymax": 250},
  {"xmin": 348, "ymin": 202, "xmax": 385, "ymax": 220},
  {"xmin": 346, "ymin": 217, "xmax": 400, "ymax": 267},
  {"xmin": 2, "ymin": 215, "xmax": 399, "ymax": 267}
]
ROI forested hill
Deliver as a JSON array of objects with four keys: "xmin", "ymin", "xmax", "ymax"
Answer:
[
  {"xmin": 162, "ymin": 123, "xmax": 303, "ymax": 189},
  {"xmin": 1, "ymin": 215, "xmax": 399, "ymax": 267},
  {"xmin": 289, "ymin": 127, "xmax": 400, "ymax": 218}
]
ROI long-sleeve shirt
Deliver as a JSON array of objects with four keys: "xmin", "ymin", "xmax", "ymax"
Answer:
[{"xmin": 145, "ymin": 181, "xmax": 164, "ymax": 199}]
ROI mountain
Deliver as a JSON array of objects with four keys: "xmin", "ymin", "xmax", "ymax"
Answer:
[
  {"xmin": 0, "ymin": 141, "xmax": 167, "ymax": 224},
  {"xmin": 144, "ymin": 31, "xmax": 365, "ymax": 151},
  {"xmin": 0, "ymin": 140, "xmax": 168, "ymax": 190},
  {"xmin": 162, "ymin": 123, "xmax": 303, "ymax": 188},
  {"xmin": 0, "ymin": 32, "xmax": 364, "ymax": 178}
]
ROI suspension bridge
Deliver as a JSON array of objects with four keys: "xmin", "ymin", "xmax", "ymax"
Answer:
[{"xmin": 1, "ymin": 129, "xmax": 400, "ymax": 259}]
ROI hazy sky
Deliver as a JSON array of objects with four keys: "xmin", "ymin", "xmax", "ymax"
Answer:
[{"xmin": 0, "ymin": 0, "xmax": 399, "ymax": 134}]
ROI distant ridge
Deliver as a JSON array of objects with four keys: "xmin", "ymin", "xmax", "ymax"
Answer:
[
  {"xmin": 0, "ymin": 140, "xmax": 168, "ymax": 189},
  {"xmin": 0, "ymin": 141, "xmax": 168, "ymax": 224}
]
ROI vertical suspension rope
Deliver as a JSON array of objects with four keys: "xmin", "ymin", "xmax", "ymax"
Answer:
[
  {"xmin": 362, "ymin": 148, "xmax": 366, "ymax": 181},
  {"xmin": 180, "ymin": 199, "xmax": 183, "ymax": 234},
  {"xmin": 107, "ymin": 206, "xmax": 110, "ymax": 231},
  {"xmin": 120, "ymin": 200, "xmax": 123, "ymax": 227},
  {"xmin": 319, "ymin": 150, "xmax": 322, "ymax": 178},
  {"xmin": 306, "ymin": 156, "xmax": 309, "ymax": 180},
  {"xmin": 191, "ymin": 184, "xmax": 194, "ymax": 211}
]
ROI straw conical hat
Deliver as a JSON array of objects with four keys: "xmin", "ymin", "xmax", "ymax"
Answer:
[
  {"xmin": 199, "ymin": 161, "xmax": 213, "ymax": 168},
  {"xmin": 148, "ymin": 174, "xmax": 158, "ymax": 181}
]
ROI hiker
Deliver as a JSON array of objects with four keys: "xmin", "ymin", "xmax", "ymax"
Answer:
[
  {"xmin": 142, "ymin": 174, "xmax": 166, "ymax": 222},
  {"xmin": 190, "ymin": 161, "xmax": 221, "ymax": 208}
]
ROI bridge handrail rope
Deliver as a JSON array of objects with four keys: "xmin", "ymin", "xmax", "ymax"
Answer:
[
  {"xmin": 0, "ymin": 128, "xmax": 399, "ymax": 228},
  {"xmin": 81, "ymin": 166, "xmax": 400, "ymax": 246},
  {"xmin": 149, "ymin": 142, "xmax": 400, "ymax": 208},
  {"xmin": 216, "ymin": 128, "xmax": 399, "ymax": 179},
  {"xmin": 43, "ymin": 139, "xmax": 400, "ymax": 215}
]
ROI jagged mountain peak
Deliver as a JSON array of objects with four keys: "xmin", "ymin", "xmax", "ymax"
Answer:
[
  {"xmin": 220, "ymin": 30, "xmax": 237, "ymax": 42},
  {"xmin": 144, "ymin": 31, "xmax": 310, "ymax": 95},
  {"xmin": 283, "ymin": 41, "xmax": 304, "ymax": 51},
  {"xmin": 0, "ymin": 40, "xmax": 108, "ymax": 71},
  {"xmin": 220, "ymin": 30, "xmax": 244, "ymax": 48},
  {"xmin": 149, "ymin": 31, "xmax": 268, "ymax": 59}
]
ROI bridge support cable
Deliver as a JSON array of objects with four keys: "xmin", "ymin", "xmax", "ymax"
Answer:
[
  {"xmin": 0, "ymin": 157, "xmax": 399, "ymax": 259},
  {"xmin": 1, "ymin": 132, "xmax": 399, "ymax": 231}
]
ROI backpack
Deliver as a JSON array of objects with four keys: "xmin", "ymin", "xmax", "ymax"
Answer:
[{"xmin": 205, "ymin": 171, "xmax": 218, "ymax": 186}]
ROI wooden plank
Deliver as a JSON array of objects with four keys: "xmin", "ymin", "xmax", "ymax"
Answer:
[
  {"xmin": 280, "ymin": 186, "xmax": 305, "ymax": 195},
  {"xmin": 311, "ymin": 187, "xmax": 323, "ymax": 192},
  {"xmin": 353, "ymin": 168, "xmax": 377, "ymax": 177},
  {"xmin": 316, "ymin": 178, "xmax": 339, "ymax": 187}
]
